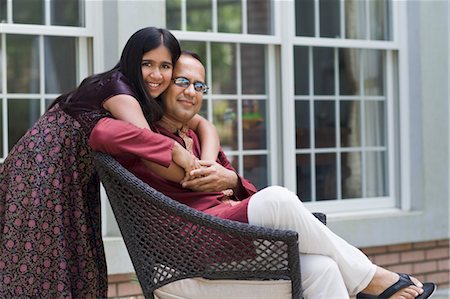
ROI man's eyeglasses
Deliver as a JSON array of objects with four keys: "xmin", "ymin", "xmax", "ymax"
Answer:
[{"xmin": 173, "ymin": 77, "xmax": 209, "ymax": 94}]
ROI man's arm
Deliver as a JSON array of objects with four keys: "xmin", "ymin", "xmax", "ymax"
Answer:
[{"xmin": 89, "ymin": 117, "xmax": 192, "ymax": 182}]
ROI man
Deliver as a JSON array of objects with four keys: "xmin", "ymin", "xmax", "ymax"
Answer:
[{"xmin": 89, "ymin": 52, "xmax": 434, "ymax": 299}]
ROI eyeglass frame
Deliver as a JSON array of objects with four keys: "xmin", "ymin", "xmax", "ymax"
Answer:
[{"xmin": 172, "ymin": 77, "xmax": 209, "ymax": 94}]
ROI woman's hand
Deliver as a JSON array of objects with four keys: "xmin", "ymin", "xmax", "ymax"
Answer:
[
  {"xmin": 171, "ymin": 142, "xmax": 201, "ymax": 180},
  {"xmin": 181, "ymin": 160, "xmax": 238, "ymax": 192}
]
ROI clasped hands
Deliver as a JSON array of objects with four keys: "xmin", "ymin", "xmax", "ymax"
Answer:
[{"xmin": 181, "ymin": 160, "xmax": 238, "ymax": 193}]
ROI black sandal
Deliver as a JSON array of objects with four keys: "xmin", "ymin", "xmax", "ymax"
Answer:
[{"xmin": 356, "ymin": 273, "xmax": 437, "ymax": 299}]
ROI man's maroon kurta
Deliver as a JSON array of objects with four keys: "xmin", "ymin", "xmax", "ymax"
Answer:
[{"xmin": 89, "ymin": 117, "xmax": 257, "ymax": 223}]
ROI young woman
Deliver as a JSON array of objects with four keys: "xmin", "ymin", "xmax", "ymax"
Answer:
[{"xmin": 0, "ymin": 27, "xmax": 219, "ymax": 298}]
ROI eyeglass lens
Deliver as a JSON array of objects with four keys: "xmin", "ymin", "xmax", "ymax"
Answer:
[{"xmin": 174, "ymin": 77, "xmax": 207, "ymax": 93}]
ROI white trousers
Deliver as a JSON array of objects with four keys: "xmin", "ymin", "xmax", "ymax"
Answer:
[{"xmin": 247, "ymin": 186, "xmax": 377, "ymax": 299}]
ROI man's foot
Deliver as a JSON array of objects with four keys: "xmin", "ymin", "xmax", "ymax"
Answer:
[{"xmin": 357, "ymin": 267, "xmax": 429, "ymax": 299}]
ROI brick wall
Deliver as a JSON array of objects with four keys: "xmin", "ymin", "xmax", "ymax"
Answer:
[
  {"xmin": 361, "ymin": 239, "xmax": 450, "ymax": 288},
  {"xmin": 107, "ymin": 239, "xmax": 450, "ymax": 298}
]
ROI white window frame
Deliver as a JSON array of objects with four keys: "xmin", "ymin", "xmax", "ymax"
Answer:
[{"xmin": 0, "ymin": 1, "xmax": 101, "ymax": 163}]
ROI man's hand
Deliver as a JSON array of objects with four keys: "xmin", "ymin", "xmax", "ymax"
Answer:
[
  {"xmin": 181, "ymin": 160, "xmax": 238, "ymax": 192},
  {"xmin": 171, "ymin": 142, "xmax": 201, "ymax": 180}
]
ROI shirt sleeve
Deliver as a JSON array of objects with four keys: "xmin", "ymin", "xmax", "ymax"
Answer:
[
  {"xmin": 88, "ymin": 117, "xmax": 174, "ymax": 168},
  {"xmin": 217, "ymin": 151, "xmax": 258, "ymax": 200}
]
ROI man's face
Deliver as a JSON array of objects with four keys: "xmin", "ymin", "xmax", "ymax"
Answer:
[{"xmin": 162, "ymin": 54, "xmax": 206, "ymax": 125}]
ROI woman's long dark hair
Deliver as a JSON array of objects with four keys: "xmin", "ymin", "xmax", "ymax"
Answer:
[{"xmin": 49, "ymin": 27, "xmax": 181, "ymax": 123}]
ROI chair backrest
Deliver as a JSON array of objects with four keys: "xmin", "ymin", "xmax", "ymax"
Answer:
[{"xmin": 92, "ymin": 151, "xmax": 303, "ymax": 299}]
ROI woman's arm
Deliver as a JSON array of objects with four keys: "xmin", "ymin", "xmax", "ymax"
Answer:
[{"xmin": 187, "ymin": 114, "xmax": 220, "ymax": 161}]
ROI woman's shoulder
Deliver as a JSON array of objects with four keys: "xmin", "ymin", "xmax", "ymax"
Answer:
[{"xmin": 98, "ymin": 70, "xmax": 136, "ymax": 96}]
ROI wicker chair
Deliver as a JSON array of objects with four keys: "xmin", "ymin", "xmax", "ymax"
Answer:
[{"xmin": 93, "ymin": 151, "xmax": 326, "ymax": 299}]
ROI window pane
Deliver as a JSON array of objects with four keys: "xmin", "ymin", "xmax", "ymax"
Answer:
[
  {"xmin": 319, "ymin": 0, "xmax": 340, "ymax": 38},
  {"xmin": 198, "ymin": 100, "xmax": 208, "ymax": 120},
  {"xmin": 187, "ymin": 0, "xmax": 212, "ymax": 32},
  {"xmin": 316, "ymin": 153, "xmax": 336, "ymax": 200},
  {"xmin": 244, "ymin": 155, "xmax": 267, "ymax": 190},
  {"xmin": 294, "ymin": 46, "xmax": 309, "ymax": 95},
  {"xmin": 315, "ymin": 101, "xmax": 335, "ymax": 148},
  {"xmin": 46, "ymin": 98, "xmax": 54, "ymax": 109},
  {"xmin": 13, "ymin": 0, "xmax": 44, "ymax": 24},
  {"xmin": 313, "ymin": 47, "xmax": 334, "ymax": 95},
  {"xmin": 365, "ymin": 151, "xmax": 387, "ymax": 197},
  {"xmin": 228, "ymin": 154, "xmax": 239, "ymax": 173},
  {"xmin": 45, "ymin": 36, "xmax": 77, "ymax": 94},
  {"xmin": 7, "ymin": 35, "xmax": 40, "ymax": 93},
  {"xmin": 211, "ymin": 43, "xmax": 236, "ymax": 94},
  {"xmin": 296, "ymin": 154, "xmax": 311, "ymax": 202},
  {"xmin": 364, "ymin": 101, "xmax": 385, "ymax": 146},
  {"xmin": 340, "ymin": 100, "xmax": 360, "ymax": 147},
  {"xmin": 295, "ymin": 0, "xmax": 314, "ymax": 37},
  {"xmin": 247, "ymin": 0, "xmax": 271, "ymax": 35},
  {"xmin": 295, "ymin": 101, "xmax": 310, "ymax": 149},
  {"xmin": 166, "ymin": 0, "xmax": 182, "ymax": 30},
  {"xmin": 363, "ymin": 49, "xmax": 384, "ymax": 96},
  {"xmin": 241, "ymin": 44, "xmax": 265, "ymax": 94},
  {"xmin": 213, "ymin": 100, "xmax": 237, "ymax": 151},
  {"xmin": 1, "ymin": 0, "xmax": 6, "ymax": 23},
  {"xmin": 243, "ymin": 100, "xmax": 266, "ymax": 150},
  {"xmin": 0, "ymin": 37, "xmax": 2, "ymax": 93},
  {"xmin": 8, "ymin": 99, "xmax": 40, "ymax": 149},
  {"xmin": 369, "ymin": 0, "xmax": 391, "ymax": 40},
  {"xmin": 51, "ymin": 0, "xmax": 83, "ymax": 27},
  {"xmin": 341, "ymin": 151, "xmax": 362, "ymax": 199},
  {"xmin": 218, "ymin": 0, "xmax": 241, "ymax": 33},
  {"xmin": 339, "ymin": 48, "xmax": 360, "ymax": 95},
  {"xmin": 180, "ymin": 41, "xmax": 207, "ymax": 63},
  {"xmin": 345, "ymin": 0, "xmax": 366, "ymax": 39}
]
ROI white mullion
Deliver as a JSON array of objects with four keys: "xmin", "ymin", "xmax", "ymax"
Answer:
[
  {"xmin": 267, "ymin": 44, "xmax": 278, "ymax": 185},
  {"xmin": 386, "ymin": 50, "xmax": 396, "ymax": 207},
  {"xmin": 360, "ymin": 49, "xmax": 367, "ymax": 198},
  {"xmin": 293, "ymin": 36, "xmax": 398, "ymax": 50},
  {"xmin": 365, "ymin": 0, "xmax": 370, "ymax": 40},
  {"xmin": 279, "ymin": 0, "xmax": 297, "ymax": 192},
  {"xmin": 335, "ymin": 47, "xmax": 342, "ymax": 200},
  {"xmin": 212, "ymin": 0, "xmax": 218, "ymax": 33},
  {"xmin": 236, "ymin": 44, "xmax": 243, "ymax": 175},
  {"xmin": 241, "ymin": 0, "xmax": 248, "ymax": 34},
  {"xmin": 78, "ymin": 37, "xmax": 89, "ymax": 82},
  {"xmin": 340, "ymin": 0, "xmax": 345, "ymax": 38},
  {"xmin": 7, "ymin": 0, "xmax": 12, "ymax": 23},
  {"xmin": 206, "ymin": 42, "xmax": 213, "ymax": 123},
  {"xmin": 181, "ymin": 0, "xmax": 187, "ymax": 31},
  {"xmin": 314, "ymin": 0, "xmax": 319, "ymax": 37},
  {"xmin": 39, "ymin": 35, "xmax": 45, "ymax": 114},
  {"xmin": 309, "ymin": 46, "xmax": 316, "ymax": 202},
  {"xmin": 2, "ymin": 33, "xmax": 7, "ymax": 158},
  {"xmin": 45, "ymin": 0, "xmax": 51, "ymax": 25}
]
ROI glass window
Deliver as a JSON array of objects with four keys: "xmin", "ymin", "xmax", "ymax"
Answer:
[
  {"xmin": 167, "ymin": 0, "xmax": 273, "ymax": 35},
  {"xmin": 242, "ymin": 99, "xmax": 266, "ymax": 150},
  {"xmin": 213, "ymin": 100, "xmax": 238, "ymax": 151},
  {"xmin": 51, "ymin": 0, "xmax": 84, "ymax": 27},
  {"xmin": 247, "ymin": 0, "xmax": 272, "ymax": 35},
  {"xmin": 295, "ymin": 0, "xmax": 314, "ymax": 37},
  {"xmin": 241, "ymin": 44, "xmax": 266, "ymax": 94},
  {"xmin": 44, "ymin": 36, "xmax": 77, "ymax": 94},
  {"xmin": 7, "ymin": 35, "xmax": 40, "ymax": 94},
  {"xmin": 294, "ymin": 46, "xmax": 389, "ymax": 201},
  {"xmin": 187, "ymin": 0, "xmax": 212, "ymax": 32},
  {"xmin": 218, "ymin": 0, "xmax": 241, "ymax": 33},
  {"xmin": 244, "ymin": 154, "xmax": 268, "ymax": 190},
  {"xmin": 211, "ymin": 43, "xmax": 237, "ymax": 94},
  {"xmin": 166, "ymin": 0, "xmax": 181, "ymax": 30},
  {"xmin": 0, "ymin": 0, "xmax": 6, "ymax": 22},
  {"xmin": 8, "ymin": 98, "xmax": 40, "ymax": 149},
  {"xmin": 319, "ymin": 0, "xmax": 340, "ymax": 38},
  {"xmin": 296, "ymin": 0, "xmax": 392, "ymax": 41},
  {"xmin": 13, "ymin": 0, "xmax": 44, "ymax": 24}
]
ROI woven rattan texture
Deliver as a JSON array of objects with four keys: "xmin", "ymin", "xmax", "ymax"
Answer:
[{"xmin": 93, "ymin": 152, "xmax": 324, "ymax": 299}]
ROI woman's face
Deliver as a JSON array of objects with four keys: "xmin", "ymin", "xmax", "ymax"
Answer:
[{"xmin": 141, "ymin": 44, "xmax": 174, "ymax": 98}]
